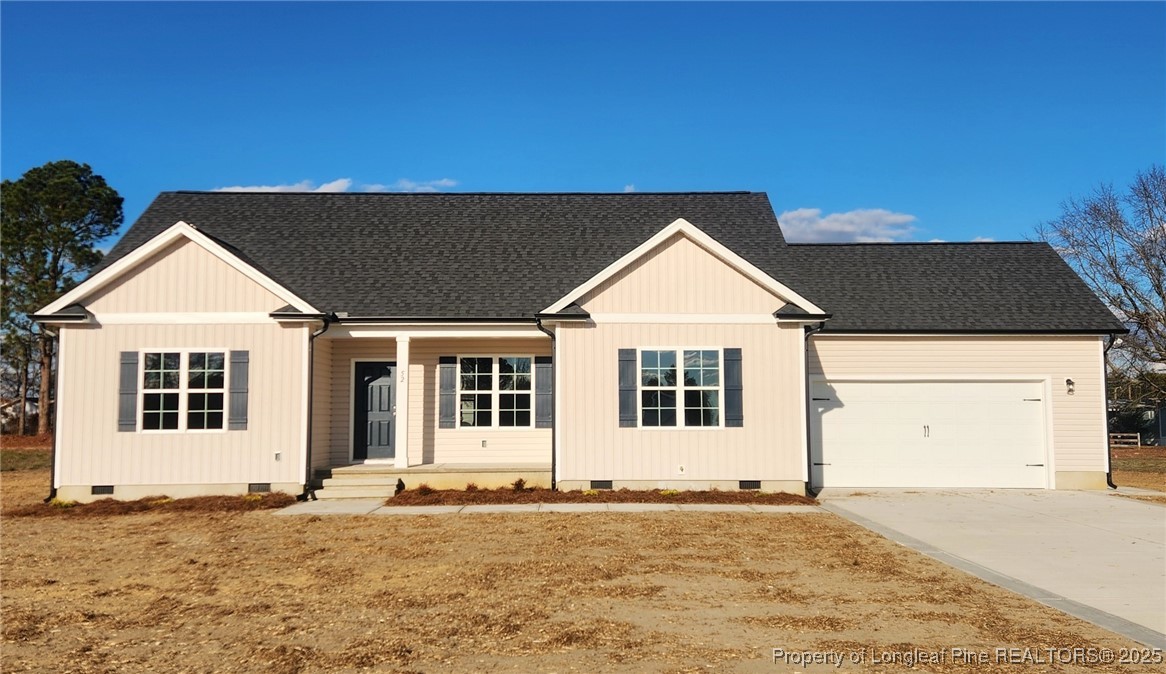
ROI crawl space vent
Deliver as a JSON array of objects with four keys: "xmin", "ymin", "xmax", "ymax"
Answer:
[{"xmin": 248, "ymin": 483, "xmax": 271, "ymax": 493}]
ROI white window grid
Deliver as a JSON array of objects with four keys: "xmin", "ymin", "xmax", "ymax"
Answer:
[{"xmin": 138, "ymin": 348, "xmax": 229, "ymax": 433}]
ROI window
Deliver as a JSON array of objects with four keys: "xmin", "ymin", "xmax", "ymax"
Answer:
[
  {"xmin": 141, "ymin": 350, "xmax": 227, "ymax": 431},
  {"xmin": 458, "ymin": 356, "xmax": 533, "ymax": 428},
  {"xmin": 639, "ymin": 349, "xmax": 721, "ymax": 428}
]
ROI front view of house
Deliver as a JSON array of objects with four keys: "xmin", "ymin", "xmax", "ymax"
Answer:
[{"xmin": 34, "ymin": 192, "xmax": 1126, "ymax": 502}]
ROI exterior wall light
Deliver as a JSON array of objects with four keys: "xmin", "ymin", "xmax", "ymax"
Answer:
[{"xmin": 1066, "ymin": 378, "xmax": 1075, "ymax": 395}]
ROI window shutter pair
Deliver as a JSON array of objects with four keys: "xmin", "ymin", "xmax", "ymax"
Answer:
[
  {"xmin": 617, "ymin": 348, "xmax": 743, "ymax": 427},
  {"xmin": 116, "ymin": 351, "xmax": 249, "ymax": 431},
  {"xmin": 437, "ymin": 356, "xmax": 553, "ymax": 429}
]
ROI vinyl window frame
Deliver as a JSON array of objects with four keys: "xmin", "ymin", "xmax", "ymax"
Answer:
[
  {"xmin": 637, "ymin": 347, "xmax": 724, "ymax": 430},
  {"xmin": 137, "ymin": 347, "xmax": 230, "ymax": 434},
  {"xmin": 455, "ymin": 355, "xmax": 535, "ymax": 430}
]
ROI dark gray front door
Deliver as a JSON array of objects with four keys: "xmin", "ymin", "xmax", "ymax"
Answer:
[{"xmin": 354, "ymin": 362, "xmax": 395, "ymax": 461}]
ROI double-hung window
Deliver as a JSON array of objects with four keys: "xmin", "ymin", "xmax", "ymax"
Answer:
[
  {"xmin": 458, "ymin": 356, "xmax": 533, "ymax": 428},
  {"xmin": 141, "ymin": 350, "xmax": 226, "ymax": 431},
  {"xmin": 639, "ymin": 349, "xmax": 721, "ymax": 428}
]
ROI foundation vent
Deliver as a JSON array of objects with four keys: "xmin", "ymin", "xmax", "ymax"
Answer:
[
  {"xmin": 91, "ymin": 485, "xmax": 115, "ymax": 495},
  {"xmin": 589, "ymin": 480, "xmax": 613, "ymax": 490},
  {"xmin": 738, "ymin": 480, "xmax": 761, "ymax": 490},
  {"xmin": 248, "ymin": 483, "xmax": 272, "ymax": 493}
]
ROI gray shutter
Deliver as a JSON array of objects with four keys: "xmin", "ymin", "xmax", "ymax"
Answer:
[
  {"xmin": 228, "ymin": 350, "xmax": 249, "ymax": 430},
  {"xmin": 438, "ymin": 356, "xmax": 457, "ymax": 429},
  {"xmin": 534, "ymin": 356, "xmax": 552, "ymax": 428},
  {"xmin": 618, "ymin": 348, "xmax": 637, "ymax": 427},
  {"xmin": 118, "ymin": 352, "xmax": 138, "ymax": 432},
  {"xmin": 724, "ymin": 348, "xmax": 743, "ymax": 427}
]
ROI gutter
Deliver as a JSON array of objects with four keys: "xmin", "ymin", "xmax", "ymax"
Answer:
[
  {"xmin": 299, "ymin": 313, "xmax": 333, "ymax": 501},
  {"xmin": 802, "ymin": 321, "xmax": 827, "ymax": 498},
  {"xmin": 534, "ymin": 317, "xmax": 557, "ymax": 491},
  {"xmin": 1103, "ymin": 335, "xmax": 1119, "ymax": 490},
  {"xmin": 330, "ymin": 315, "xmax": 535, "ymax": 324}
]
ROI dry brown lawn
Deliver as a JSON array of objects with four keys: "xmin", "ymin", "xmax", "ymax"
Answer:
[
  {"xmin": 1112, "ymin": 446, "xmax": 1166, "ymax": 505},
  {"xmin": 2, "ymin": 469, "xmax": 1152, "ymax": 673}
]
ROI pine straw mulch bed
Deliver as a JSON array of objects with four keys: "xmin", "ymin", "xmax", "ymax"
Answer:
[
  {"xmin": 0, "ymin": 432, "xmax": 53, "ymax": 449},
  {"xmin": 390, "ymin": 484, "xmax": 817, "ymax": 506},
  {"xmin": 5, "ymin": 492, "xmax": 295, "ymax": 518}
]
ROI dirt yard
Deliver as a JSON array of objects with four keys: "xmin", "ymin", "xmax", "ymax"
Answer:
[
  {"xmin": 1112, "ymin": 446, "xmax": 1166, "ymax": 505},
  {"xmin": 2, "ymin": 469, "xmax": 1153, "ymax": 674}
]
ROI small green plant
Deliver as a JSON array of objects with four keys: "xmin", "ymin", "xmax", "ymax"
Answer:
[
  {"xmin": 659, "ymin": 489, "xmax": 681, "ymax": 497},
  {"xmin": 48, "ymin": 498, "xmax": 77, "ymax": 509},
  {"xmin": 243, "ymin": 494, "xmax": 262, "ymax": 502},
  {"xmin": 511, "ymin": 478, "xmax": 527, "ymax": 492},
  {"xmin": 415, "ymin": 483, "xmax": 435, "ymax": 496},
  {"xmin": 464, "ymin": 483, "xmax": 479, "ymax": 492},
  {"xmin": 582, "ymin": 489, "xmax": 599, "ymax": 496}
]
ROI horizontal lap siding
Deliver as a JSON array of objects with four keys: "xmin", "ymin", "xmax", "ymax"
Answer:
[
  {"xmin": 56, "ymin": 323, "xmax": 307, "ymax": 487},
  {"xmin": 327, "ymin": 339, "xmax": 397, "ymax": 466},
  {"xmin": 84, "ymin": 239, "xmax": 284, "ymax": 313},
  {"xmin": 580, "ymin": 233, "xmax": 785, "ymax": 314},
  {"xmin": 809, "ymin": 336, "xmax": 1107, "ymax": 471},
  {"xmin": 310, "ymin": 338, "xmax": 333, "ymax": 470},
  {"xmin": 409, "ymin": 338, "xmax": 552, "ymax": 465},
  {"xmin": 557, "ymin": 323, "xmax": 804, "ymax": 482}
]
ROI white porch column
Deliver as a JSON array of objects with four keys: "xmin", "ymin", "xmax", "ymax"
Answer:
[{"xmin": 395, "ymin": 336, "xmax": 410, "ymax": 468}]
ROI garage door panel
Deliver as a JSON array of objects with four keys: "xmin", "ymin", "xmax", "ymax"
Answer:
[{"xmin": 812, "ymin": 380, "xmax": 1047, "ymax": 489}]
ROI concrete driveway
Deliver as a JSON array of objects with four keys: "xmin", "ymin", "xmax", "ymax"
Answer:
[{"xmin": 820, "ymin": 489, "xmax": 1166, "ymax": 648}]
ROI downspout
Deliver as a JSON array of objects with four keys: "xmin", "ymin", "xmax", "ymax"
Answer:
[
  {"xmin": 803, "ymin": 322, "xmax": 827, "ymax": 498},
  {"xmin": 299, "ymin": 314, "xmax": 333, "ymax": 501},
  {"xmin": 42, "ymin": 328, "xmax": 59, "ymax": 503},
  {"xmin": 534, "ymin": 317, "xmax": 557, "ymax": 491},
  {"xmin": 1103, "ymin": 334, "xmax": 1118, "ymax": 490}
]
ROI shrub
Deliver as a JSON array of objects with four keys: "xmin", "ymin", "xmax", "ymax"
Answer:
[
  {"xmin": 464, "ymin": 483, "xmax": 479, "ymax": 492},
  {"xmin": 511, "ymin": 478, "xmax": 527, "ymax": 492},
  {"xmin": 415, "ymin": 483, "xmax": 435, "ymax": 496},
  {"xmin": 659, "ymin": 489, "xmax": 680, "ymax": 497}
]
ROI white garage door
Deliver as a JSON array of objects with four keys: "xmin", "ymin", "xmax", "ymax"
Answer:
[{"xmin": 811, "ymin": 380, "xmax": 1048, "ymax": 488}]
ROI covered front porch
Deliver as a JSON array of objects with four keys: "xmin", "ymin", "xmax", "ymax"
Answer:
[{"xmin": 308, "ymin": 322, "xmax": 555, "ymax": 498}]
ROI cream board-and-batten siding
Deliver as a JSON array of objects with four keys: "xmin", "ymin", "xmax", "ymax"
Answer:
[
  {"xmin": 55, "ymin": 322, "xmax": 308, "ymax": 500},
  {"xmin": 809, "ymin": 335, "xmax": 1109, "ymax": 487},
  {"xmin": 552, "ymin": 225, "xmax": 808, "ymax": 492}
]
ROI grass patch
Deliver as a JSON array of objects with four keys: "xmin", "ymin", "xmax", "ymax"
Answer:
[
  {"xmin": 0, "ymin": 448, "xmax": 52, "ymax": 472},
  {"xmin": 390, "ymin": 486, "xmax": 816, "ymax": 506},
  {"xmin": 6, "ymin": 492, "xmax": 295, "ymax": 518},
  {"xmin": 1112, "ymin": 457, "xmax": 1166, "ymax": 473}
]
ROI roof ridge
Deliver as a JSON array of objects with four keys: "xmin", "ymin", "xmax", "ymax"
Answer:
[
  {"xmin": 787, "ymin": 240, "xmax": 1040, "ymax": 247},
  {"xmin": 164, "ymin": 190, "xmax": 761, "ymax": 196}
]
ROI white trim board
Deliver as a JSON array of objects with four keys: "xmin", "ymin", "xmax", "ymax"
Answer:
[
  {"xmin": 38, "ymin": 221, "xmax": 320, "ymax": 316},
  {"xmin": 540, "ymin": 218, "xmax": 824, "ymax": 316}
]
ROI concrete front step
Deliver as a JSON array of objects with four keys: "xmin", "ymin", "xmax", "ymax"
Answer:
[{"xmin": 314, "ymin": 464, "xmax": 552, "ymax": 499}]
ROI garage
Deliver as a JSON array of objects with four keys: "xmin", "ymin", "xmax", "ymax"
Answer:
[{"xmin": 810, "ymin": 379, "xmax": 1049, "ymax": 488}]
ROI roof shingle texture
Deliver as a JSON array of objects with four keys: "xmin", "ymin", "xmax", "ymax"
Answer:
[{"xmin": 97, "ymin": 191, "xmax": 1124, "ymax": 333}]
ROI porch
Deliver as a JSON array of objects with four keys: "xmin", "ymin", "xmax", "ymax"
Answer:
[{"xmin": 312, "ymin": 462, "xmax": 553, "ymax": 500}]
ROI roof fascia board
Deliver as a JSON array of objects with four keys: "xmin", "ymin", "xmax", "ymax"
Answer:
[
  {"xmin": 37, "ymin": 221, "xmax": 319, "ymax": 316},
  {"xmin": 540, "ymin": 218, "xmax": 824, "ymax": 315}
]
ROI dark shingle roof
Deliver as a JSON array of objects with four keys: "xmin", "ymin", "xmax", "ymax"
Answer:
[
  {"xmin": 98, "ymin": 191, "xmax": 786, "ymax": 318},
  {"xmin": 782, "ymin": 242, "xmax": 1126, "ymax": 333},
  {"xmin": 95, "ymin": 191, "xmax": 1125, "ymax": 333}
]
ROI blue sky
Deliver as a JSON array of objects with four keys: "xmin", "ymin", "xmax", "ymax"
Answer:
[{"xmin": 3, "ymin": 2, "xmax": 1163, "ymax": 244}]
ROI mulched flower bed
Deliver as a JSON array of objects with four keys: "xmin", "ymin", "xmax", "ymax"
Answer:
[
  {"xmin": 6, "ymin": 492, "xmax": 296, "ymax": 518},
  {"xmin": 390, "ymin": 484, "xmax": 816, "ymax": 506}
]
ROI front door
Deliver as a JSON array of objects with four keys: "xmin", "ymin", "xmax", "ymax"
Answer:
[{"xmin": 354, "ymin": 362, "xmax": 395, "ymax": 461}]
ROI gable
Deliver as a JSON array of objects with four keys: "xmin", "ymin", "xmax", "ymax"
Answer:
[
  {"xmin": 576, "ymin": 232, "xmax": 790, "ymax": 315},
  {"xmin": 82, "ymin": 238, "xmax": 286, "ymax": 314}
]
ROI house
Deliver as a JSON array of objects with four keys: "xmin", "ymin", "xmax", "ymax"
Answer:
[{"xmin": 32, "ymin": 192, "xmax": 1126, "ymax": 502}]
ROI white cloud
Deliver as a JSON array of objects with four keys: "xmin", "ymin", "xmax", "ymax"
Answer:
[
  {"xmin": 364, "ymin": 178, "xmax": 459, "ymax": 193},
  {"xmin": 214, "ymin": 178, "xmax": 353, "ymax": 193},
  {"xmin": 214, "ymin": 177, "xmax": 457, "ymax": 193},
  {"xmin": 777, "ymin": 207, "xmax": 919, "ymax": 243},
  {"xmin": 623, "ymin": 184, "xmax": 636, "ymax": 193},
  {"xmin": 972, "ymin": 236, "xmax": 996, "ymax": 242}
]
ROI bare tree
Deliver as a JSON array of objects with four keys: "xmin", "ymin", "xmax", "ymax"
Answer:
[{"xmin": 1037, "ymin": 165, "xmax": 1166, "ymax": 404}]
